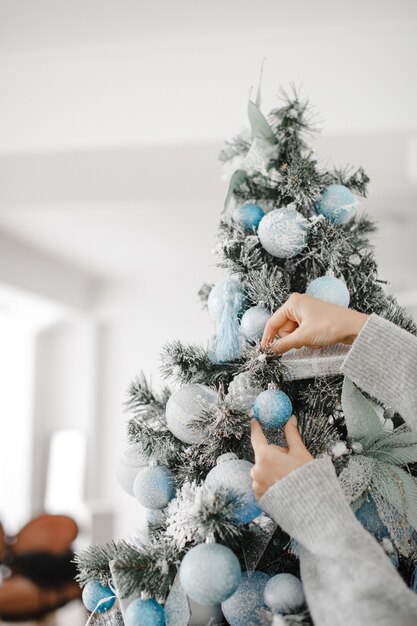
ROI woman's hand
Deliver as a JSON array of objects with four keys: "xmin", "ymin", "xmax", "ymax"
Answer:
[
  {"xmin": 250, "ymin": 416, "xmax": 313, "ymax": 500},
  {"xmin": 261, "ymin": 293, "xmax": 369, "ymax": 354}
]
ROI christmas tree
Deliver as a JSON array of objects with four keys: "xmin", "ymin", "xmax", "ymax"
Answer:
[{"xmin": 75, "ymin": 86, "xmax": 417, "ymax": 626}]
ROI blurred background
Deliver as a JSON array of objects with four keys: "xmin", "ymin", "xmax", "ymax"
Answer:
[{"xmin": 0, "ymin": 0, "xmax": 416, "ymax": 554}]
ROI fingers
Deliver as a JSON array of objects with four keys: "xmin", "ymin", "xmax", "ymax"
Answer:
[
  {"xmin": 283, "ymin": 416, "xmax": 305, "ymax": 451},
  {"xmin": 261, "ymin": 299, "xmax": 298, "ymax": 347},
  {"xmin": 250, "ymin": 419, "xmax": 268, "ymax": 460},
  {"xmin": 270, "ymin": 327, "xmax": 307, "ymax": 354}
]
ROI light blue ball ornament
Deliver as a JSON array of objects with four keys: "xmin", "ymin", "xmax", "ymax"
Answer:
[
  {"xmin": 125, "ymin": 598, "xmax": 164, "ymax": 626},
  {"xmin": 306, "ymin": 275, "xmax": 350, "ymax": 308},
  {"xmin": 133, "ymin": 465, "xmax": 176, "ymax": 510},
  {"xmin": 221, "ymin": 571, "xmax": 270, "ymax": 626},
  {"xmin": 82, "ymin": 580, "xmax": 115, "ymax": 614},
  {"xmin": 240, "ymin": 306, "xmax": 270, "ymax": 342},
  {"xmin": 207, "ymin": 278, "xmax": 245, "ymax": 323},
  {"xmin": 233, "ymin": 203, "xmax": 265, "ymax": 231},
  {"xmin": 316, "ymin": 184, "xmax": 357, "ymax": 224},
  {"xmin": 179, "ymin": 543, "xmax": 241, "ymax": 605},
  {"xmin": 253, "ymin": 390, "xmax": 293, "ymax": 429},
  {"xmin": 264, "ymin": 573, "xmax": 305, "ymax": 614},
  {"xmin": 205, "ymin": 454, "xmax": 262, "ymax": 524},
  {"xmin": 258, "ymin": 207, "xmax": 309, "ymax": 258}
]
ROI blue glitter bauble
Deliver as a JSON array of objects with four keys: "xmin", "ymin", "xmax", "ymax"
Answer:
[
  {"xmin": 221, "ymin": 571, "xmax": 270, "ymax": 626},
  {"xmin": 166, "ymin": 383, "xmax": 218, "ymax": 444},
  {"xmin": 240, "ymin": 306, "xmax": 270, "ymax": 342},
  {"xmin": 258, "ymin": 207, "xmax": 309, "ymax": 258},
  {"xmin": 205, "ymin": 457, "xmax": 262, "ymax": 524},
  {"xmin": 82, "ymin": 580, "xmax": 115, "ymax": 613},
  {"xmin": 233, "ymin": 203, "xmax": 265, "ymax": 231},
  {"xmin": 125, "ymin": 599, "xmax": 165, "ymax": 626},
  {"xmin": 180, "ymin": 543, "xmax": 241, "ymax": 605},
  {"xmin": 207, "ymin": 278, "xmax": 245, "ymax": 322},
  {"xmin": 315, "ymin": 184, "xmax": 357, "ymax": 225},
  {"xmin": 306, "ymin": 276, "xmax": 350, "ymax": 308},
  {"xmin": 264, "ymin": 573, "xmax": 305, "ymax": 614},
  {"xmin": 253, "ymin": 390, "xmax": 293, "ymax": 429},
  {"xmin": 355, "ymin": 497, "xmax": 390, "ymax": 542},
  {"xmin": 133, "ymin": 465, "xmax": 176, "ymax": 510}
]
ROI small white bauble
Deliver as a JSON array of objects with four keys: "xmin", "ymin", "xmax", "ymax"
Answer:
[
  {"xmin": 117, "ymin": 444, "xmax": 149, "ymax": 496},
  {"xmin": 226, "ymin": 371, "xmax": 263, "ymax": 415},
  {"xmin": 166, "ymin": 384, "xmax": 218, "ymax": 444},
  {"xmin": 240, "ymin": 306, "xmax": 270, "ymax": 342},
  {"xmin": 264, "ymin": 573, "xmax": 305, "ymax": 614},
  {"xmin": 258, "ymin": 207, "xmax": 309, "ymax": 258}
]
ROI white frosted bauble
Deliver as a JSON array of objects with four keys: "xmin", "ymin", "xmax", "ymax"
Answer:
[
  {"xmin": 166, "ymin": 384, "xmax": 218, "ymax": 444},
  {"xmin": 226, "ymin": 372, "xmax": 263, "ymax": 415},
  {"xmin": 240, "ymin": 306, "xmax": 270, "ymax": 342},
  {"xmin": 264, "ymin": 573, "xmax": 305, "ymax": 614},
  {"xmin": 306, "ymin": 275, "xmax": 350, "ymax": 308},
  {"xmin": 258, "ymin": 207, "xmax": 309, "ymax": 258},
  {"xmin": 117, "ymin": 444, "xmax": 149, "ymax": 496}
]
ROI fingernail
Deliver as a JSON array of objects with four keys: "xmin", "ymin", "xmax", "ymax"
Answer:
[{"xmin": 290, "ymin": 415, "xmax": 297, "ymax": 426}]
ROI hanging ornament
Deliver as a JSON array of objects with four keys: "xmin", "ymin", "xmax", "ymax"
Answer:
[
  {"xmin": 253, "ymin": 390, "xmax": 293, "ymax": 429},
  {"xmin": 117, "ymin": 444, "xmax": 149, "ymax": 497},
  {"xmin": 82, "ymin": 580, "xmax": 116, "ymax": 614},
  {"xmin": 165, "ymin": 384, "xmax": 217, "ymax": 444},
  {"xmin": 225, "ymin": 371, "xmax": 263, "ymax": 415},
  {"xmin": 264, "ymin": 573, "xmax": 305, "ymax": 614},
  {"xmin": 221, "ymin": 571, "xmax": 270, "ymax": 626},
  {"xmin": 258, "ymin": 207, "xmax": 309, "ymax": 258},
  {"xmin": 233, "ymin": 203, "xmax": 265, "ymax": 232},
  {"xmin": 315, "ymin": 184, "xmax": 358, "ymax": 224},
  {"xmin": 306, "ymin": 275, "xmax": 350, "ymax": 308},
  {"xmin": 240, "ymin": 306, "xmax": 270, "ymax": 342},
  {"xmin": 207, "ymin": 278, "xmax": 245, "ymax": 323},
  {"xmin": 205, "ymin": 454, "xmax": 262, "ymax": 524},
  {"xmin": 179, "ymin": 543, "xmax": 241, "ymax": 605},
  {"xmin": 133, "ymin": 465, "xmax": 176, "ymax": 510},
  {"xmin": 208, "ymin": 279, "xmax": 245, "ymax": 363},
  {"xmin": 125, "ymin": 598, "xmax": 165, "ymax": 626}
]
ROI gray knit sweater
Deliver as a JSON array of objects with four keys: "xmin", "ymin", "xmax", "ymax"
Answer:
[{"xmin": 258, "ymin": 313, "xmax": 417, "ymax": 626}]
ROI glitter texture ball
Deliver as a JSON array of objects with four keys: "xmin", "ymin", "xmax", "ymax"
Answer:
[
  {"xmin": 221, "ymin": 571, "xmax": 270, "ymax": 626},
  {"xmin": 125, "ymin": 599, "xmax": 165, "ymax": 626},
  {"xmin": 117, "ymin": 445, "xmax": 149, "ymax": 496},
  {"xmin": 179, "ymin": 543, "xmax": 241, "ymax": 605},
  {"xmin": 82, "ymin": 580, "xmax": 115, "ymax": 613},
  {"xmin": 205, "ymin": 458, "xmax": 262, "ymax": 524},
  {"xmin": 264, "ymin": 573, "xmax": 305, "ymax": 614},
  {"xmin": 306, "ymin": 276, "xmax": 350, "ymax": 308},
  {"xmin": 225, "ymin": 371, "xmax": 263, "ymax": 415},
  {"xmin": 258, "ymin": 207, "xmax": 309, "ymax": 258},
  {"xmin": 355, "ymin": 497, "xmax": 390, "ymax": 542},
  {"xmin": 315, "ymin": 184, "xmax": 357, "ymax": 224},
  {"xmin": 233, "ymin": 203, "xmax": 265, "ymax": 231},
  {"xmin": 165, "ymin": 384, "xmax": 218, "ymax": 444},
  {"xmin": 253, "ymin": 390, "xmax": 293, "ymax": 429},
  {"xmin": 133, "ymin": 465, "xmax": 176, "ymax": 510},
  {"xmin": 207, "ymin": 278, "xmax": 245, "ymax": 322},
  {"xmin": 240, "ymin": 306, "xmax": 270, "ymax": 342}
]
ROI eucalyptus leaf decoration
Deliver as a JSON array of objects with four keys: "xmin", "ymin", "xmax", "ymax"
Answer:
[{"xmin": 341, "ymin": 377, "xmax": 417, "ymax": 537}]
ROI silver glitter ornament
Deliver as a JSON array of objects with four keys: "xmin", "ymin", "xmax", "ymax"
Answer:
[
  {"xmin": 258, "ymin": 207, "xmax": 309, "ymax": 258},
  {"xmin": 166, "ymin": 384, "xmax": 218, "ymax": 444},
  {"xmin": 225, "ymin": 371, "xmax": 263, "ymax": 415}
]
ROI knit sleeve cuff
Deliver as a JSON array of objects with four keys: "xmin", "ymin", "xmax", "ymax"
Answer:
[{"xmin": 257, "ymin": 457, "xmax": 359, "ymax": 552}]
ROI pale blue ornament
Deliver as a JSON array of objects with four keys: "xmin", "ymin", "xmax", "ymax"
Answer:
[
  {"xmin": 207, "ymin": 278, "xmax": 245, "ymax": 322},
  {"xmin": 165, "ymin": 384, "xmax": 217, "ymax": 444},
  {"xmin": 133, "ymin": 465, "xmax": 176, "ymax": 510},
  {"xmin": 306, "ymin": 276, "xmax": 350, "ymax": 308},
  {"xmin": 221, "ymin": 571, "xmax": 270, "ymax": 626},
  {"xmin": 125, "ymin": 598, "xmax": 164, "ymax": 626},
  {"xmin": 240, "ymin": 306, "xmax": 270, "ymax": 342},
  {"xmin": 258, "ymin": 207, "xmax": 309, "ymax": 258},
  {"xmin": 117, "ymin": 444, "xmax": 149, "ymax": 496},
  {"xmin": 264, "ymin": 573, "xmax": 305, "ymax": 614},
  {"xmin": 233, "ymin": 203, "xmax": 265, "ymax": 231},
  {"xmin": 179, "ymin": 543, "xmax": 241, "ymax": 605},
  {"xmin": 205, "ymin": 456, "xmax": 261, "ymax": 524},
  {"xmin": 253, "ymin": 390, "xmax": 293, "ymax": 429},
  {"xmin": 315, "ymin": 184, "xmax": 357, "ymax": 224},
  {"xmin": 355, "ymin": 497, "xmax": 390, "ymax": 543},
  {"xmin": 82, "ymin": 580, "xmax": 115, "ymax": 613}
]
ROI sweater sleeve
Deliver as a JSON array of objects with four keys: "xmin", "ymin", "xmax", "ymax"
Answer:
[
  {"xmin": 258, "ymin": 457, "xmax": 417, "ymax": 626},
  {"xmin": 340, "ymin": 313, "xmax": 417, "ymax": 429}
]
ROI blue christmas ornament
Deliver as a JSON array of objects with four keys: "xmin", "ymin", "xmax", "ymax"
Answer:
[
  {"xmin": 355, "ymin": 496, "xmax": 390, "ymax": 542},
  {"xmin": 264, "ymin": 573, "xmax": 305, "ymax": 614},
  {"xmin": 253, "ymin": 390, "xmax": 293, "ymax": 429},
  {"xmin": 179, "ymin": 543, "xmax": 241, "ymax": 605},
  {"xmin": 233, "ymin": 203, "xmax": 265, "ymax": 231},
  {"xmin": 306, "ymin": 275, "xmax": 350, "ymax": 308},
  {"xmin": 125, "ymin": 598, "xmax": 165, "ymax": 626},
  {"xmin": 82, "ymin": 580, "xmax": 115, "ymax": 614},
  {"xmin": 258, "ymin": 207, "xmax": 309, "ymax": 258},
  {"xmin": 205, "ymin": 456, "xmax": 262, "ymax": 524},
  {"xmin": 240, "ymin": 306, "xmax": 270, "ymax": 342},
  {"xmin": 207, "ymin": 278, "xmax": 245, "ymax": 322},
  {"xmin": 221, "ymin": 571, "xmax": 270, "ymax": 626},
  {"xmin": 133, "ymin": 465, "xmax": 176, "ymax": 510},
  {"xmin": 315, "ymin": 184, "xmax": 357, "ymax": 225},
  {"xmin": 207, "ymin": 278, "xmax": 246, "ymax": 363}
]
